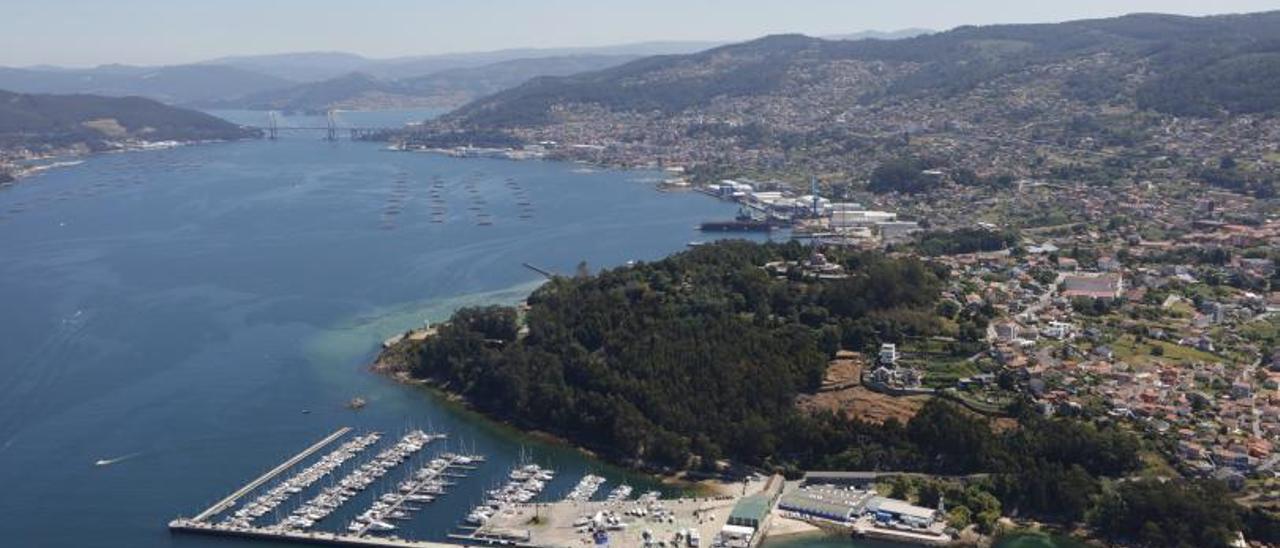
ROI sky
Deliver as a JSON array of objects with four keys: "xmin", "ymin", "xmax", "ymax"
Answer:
[{"xmin": 2, "ymin": 0, "xmax": 1279, "ymax": 67}]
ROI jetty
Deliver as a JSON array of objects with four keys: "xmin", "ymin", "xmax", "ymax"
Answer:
[
  {"xmin": 192, "ymin": 427, "xmax": 352, "ymax": 522},
  {"xmin": 521, "ymin": 262, "xmax": 556, "ymax": 279},
  {"xmin": 168, "ymin": 520, "xmax": 483, "ymax": 548}
]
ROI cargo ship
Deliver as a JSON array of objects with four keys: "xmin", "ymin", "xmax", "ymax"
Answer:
[{"xmin": 699, "ymin": 209, "xmax": 775, "ymax": 232}]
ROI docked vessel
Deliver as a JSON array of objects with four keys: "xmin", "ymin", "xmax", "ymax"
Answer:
[{"xmin": 698, "ymin": 209, "xmax": 774, "ymax": 232}]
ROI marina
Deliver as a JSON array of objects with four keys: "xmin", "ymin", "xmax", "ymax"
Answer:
[
  {"xmin": 174, "ymin": 428, "xmax": 494, "ymax": 547},
  {"xmin": 283, "ymin": 430, "xmax": 438, "ymax": 531},
  {"xmin": 174, "ymin": 427, "xmax": 707, "ymax": 548},
  {"xmin": 225, "ymin": 431, "xmax": 382, "ymax": 528},
  {"xmin": 171, "ymin": 423, "xmax": 933, "ymax": 548},
  {"xmin": 460, "ymin": 462, "xmax": 555, "ymax": 528},
  {"xmin": 347, "ymin": 451, "xmax": 480, "ymax": 536}
]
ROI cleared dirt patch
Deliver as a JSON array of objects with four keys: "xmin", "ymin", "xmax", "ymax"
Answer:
[
  {"xmin": 81, "ymin": 118, "xmax": 128, "ymax": 137},
  {"xmin": 796, "ymin": 385, "xmax": 930, "ymax": 425},
  {"xmin": 820, "ymin": 350, "xmax": 864, "ymax": 390}
]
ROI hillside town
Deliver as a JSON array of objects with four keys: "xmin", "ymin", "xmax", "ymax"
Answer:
[
  {"xmin": 414, "ymin": 50, "xmax": 1279, "ymax": 208},
  {"xmin": 689, "ymin": 167, "xmax": 1279, "ymax": 517}
]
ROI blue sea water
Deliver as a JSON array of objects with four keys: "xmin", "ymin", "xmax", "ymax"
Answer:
[{"xmin": 0, "ymin": 110, "xmax": 775, "ymax": 546}]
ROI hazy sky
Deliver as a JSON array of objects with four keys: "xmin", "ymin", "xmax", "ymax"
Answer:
[{"xmin": 3, "ymin": 0, "xmax": 1278, "ymax": 67}]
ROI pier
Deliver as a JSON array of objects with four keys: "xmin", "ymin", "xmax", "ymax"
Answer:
[
  {"xmin": 349, "ymin": 453, "xmax": 475, "ymax": 536},
  {"xmin": 169, "ymin": 520, "xmax": 479, "ymax": 548},
  {"xmin": 192, "ymin": 427, "xmax": 352, "ymax": 522},
  {"xmin": 520, "ymin": 262, "xmax": 556, "ymax": 279}
]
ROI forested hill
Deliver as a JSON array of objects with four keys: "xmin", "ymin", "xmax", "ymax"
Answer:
[
  {"xmin": 439, "ymin": 10, "xmax": 1280, "ymax": 128},
  {"xmin": 389, "ymin": 241, "xmax": 951, "ymax": 468},
  {"xmin": 0, "ymin": 90, "xmax": 258, "ymax": 151}
]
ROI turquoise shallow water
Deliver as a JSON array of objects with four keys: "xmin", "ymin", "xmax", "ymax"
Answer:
[
  {"xmin": 759, "ymin": 532, "xmax": 915, "ymax": 548},
  {"xmin": 758, "ymin": 530, "xmax": 1088, "ymax": 548},
  {"xmin": 0, "ymin": 110, "xmax": 775, "ymax": 546},
  {"xmin": 993, "ymin": 532, "xmax": 1089, "ymax": 548}
]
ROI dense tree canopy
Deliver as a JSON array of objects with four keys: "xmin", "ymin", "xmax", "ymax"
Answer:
[
  {"xmin": 1090, "ymin": 479, "xmax": 1246, "ymax": 548},
  {"xmin": 916, "ymin": 228, "xmax": 1019, "ymax": 256},
  {"xmin": 868, "ymin": 156, "xmax": 942, "ymax": 194},
  {"xmin": 408, "ymin": 241, "xmax": 946, "ymax": 467}
]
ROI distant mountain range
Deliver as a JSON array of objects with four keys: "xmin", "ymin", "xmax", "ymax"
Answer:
[
  {"xmin": 202, "ymin": 41, "xmax": 726, "ymax": 82},
  {"xmin": 0, "ymin": 31, "xmax": 928, "ymax": 112},
  {"xmin": 0, "ymin": 41, "xmax": 726, "ymax": 109},
  {"xmin": 0, "ymin": 90, "xmax": 257, "ymax": 153},
  {"xmin": 205, "ymin": 54, "xmax": 647, "ymax": 112},
  {"xmin": 0, "ymin": 65, "xmax": 292, "ymax": 105},
  {"xmin": 436, "ymin": 12, "xmax": 1280, "ymax": 129},
  {"xmin": 385, "ymin": 11, "xmax": 1280, "ymax": 197},
  {"xmin": 822, "ymin": 28, "xmax": 934, "ymax": 41}
]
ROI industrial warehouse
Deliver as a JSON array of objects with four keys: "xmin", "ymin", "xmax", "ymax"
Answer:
[{"xmin": 776, "ymin": 480, "xmax": 951, "ymax": 546}]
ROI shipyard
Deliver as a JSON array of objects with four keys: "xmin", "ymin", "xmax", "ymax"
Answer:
[{"xmin": 693, "ymin": 177, "xmax": 915, "ymax": 247}]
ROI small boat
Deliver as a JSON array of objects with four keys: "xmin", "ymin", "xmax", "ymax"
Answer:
[
  {"xmin": 367, "ymin": 520, "xmax": 397, "ymax": 531},
  {"xmin": 347, "ymin": 397, "xmax": 367, "ymax": 410}
]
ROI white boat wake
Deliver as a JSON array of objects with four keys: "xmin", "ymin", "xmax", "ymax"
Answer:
[{"xmin": 94, "ymin": 452, "xmax": 141, "ymax": 467}]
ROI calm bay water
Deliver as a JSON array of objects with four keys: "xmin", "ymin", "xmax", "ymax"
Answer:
[
  {"xmin": 760, "ymin": 533, "xmax": 913, "ymax": 548},
  {"xmin": 0, "ymin": 109, "xmax": 776, "ymax": 546}
]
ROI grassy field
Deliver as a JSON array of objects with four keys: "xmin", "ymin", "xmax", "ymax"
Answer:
[
  {"xmin": 1136, "ymin": 450, "xmax": 1180, "ymax": 479},
  {"xmin": 1239, "ymin": 315, "xmax": 1280, "ymax": 347},
  {"xmin": 900, "ymin": 356, "xmax": 980, "ymax": 388},
  {"xmin": 1164, "ymin": 299, "xmax": 1196, "ymax": 317},
  {"xmin": 1110, "ymin": 334, "xmax": 1220, "ymax": 365}
]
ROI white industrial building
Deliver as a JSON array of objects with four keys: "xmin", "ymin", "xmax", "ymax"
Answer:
[
  {"xmin": 832, "ymin": 209, "xmax": 898, "ymax": 228},
  {"xmin": 716, "ymin": 179, "xmax": 755, "ymax": 198},
  {"xmin": 866, "ymin": 497, "xmax": 940, "ymax": 528}
]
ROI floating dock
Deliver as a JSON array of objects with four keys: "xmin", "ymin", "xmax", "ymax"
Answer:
[{"xmin": 192, "ymin": 427, "xmax": 352, "ymax": 522}]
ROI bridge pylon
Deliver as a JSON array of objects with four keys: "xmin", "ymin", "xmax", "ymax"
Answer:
[
  {"xmin": 267, "ymin": 111, "xmax": 279, "ymax": 140},
  {"xmin": 325, "ymin": 110, "xmax": 338, "ymax": 142}
]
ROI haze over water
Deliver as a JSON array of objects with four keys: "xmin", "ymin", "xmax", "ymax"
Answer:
[{"xmin": 0, "ymin": 109, "xmax": 771, "ymax": 546}]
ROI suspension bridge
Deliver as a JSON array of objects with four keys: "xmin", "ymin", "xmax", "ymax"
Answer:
[{"xmin": 250, "ymin": 111, "xmax": 398, "ymax": 141}]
